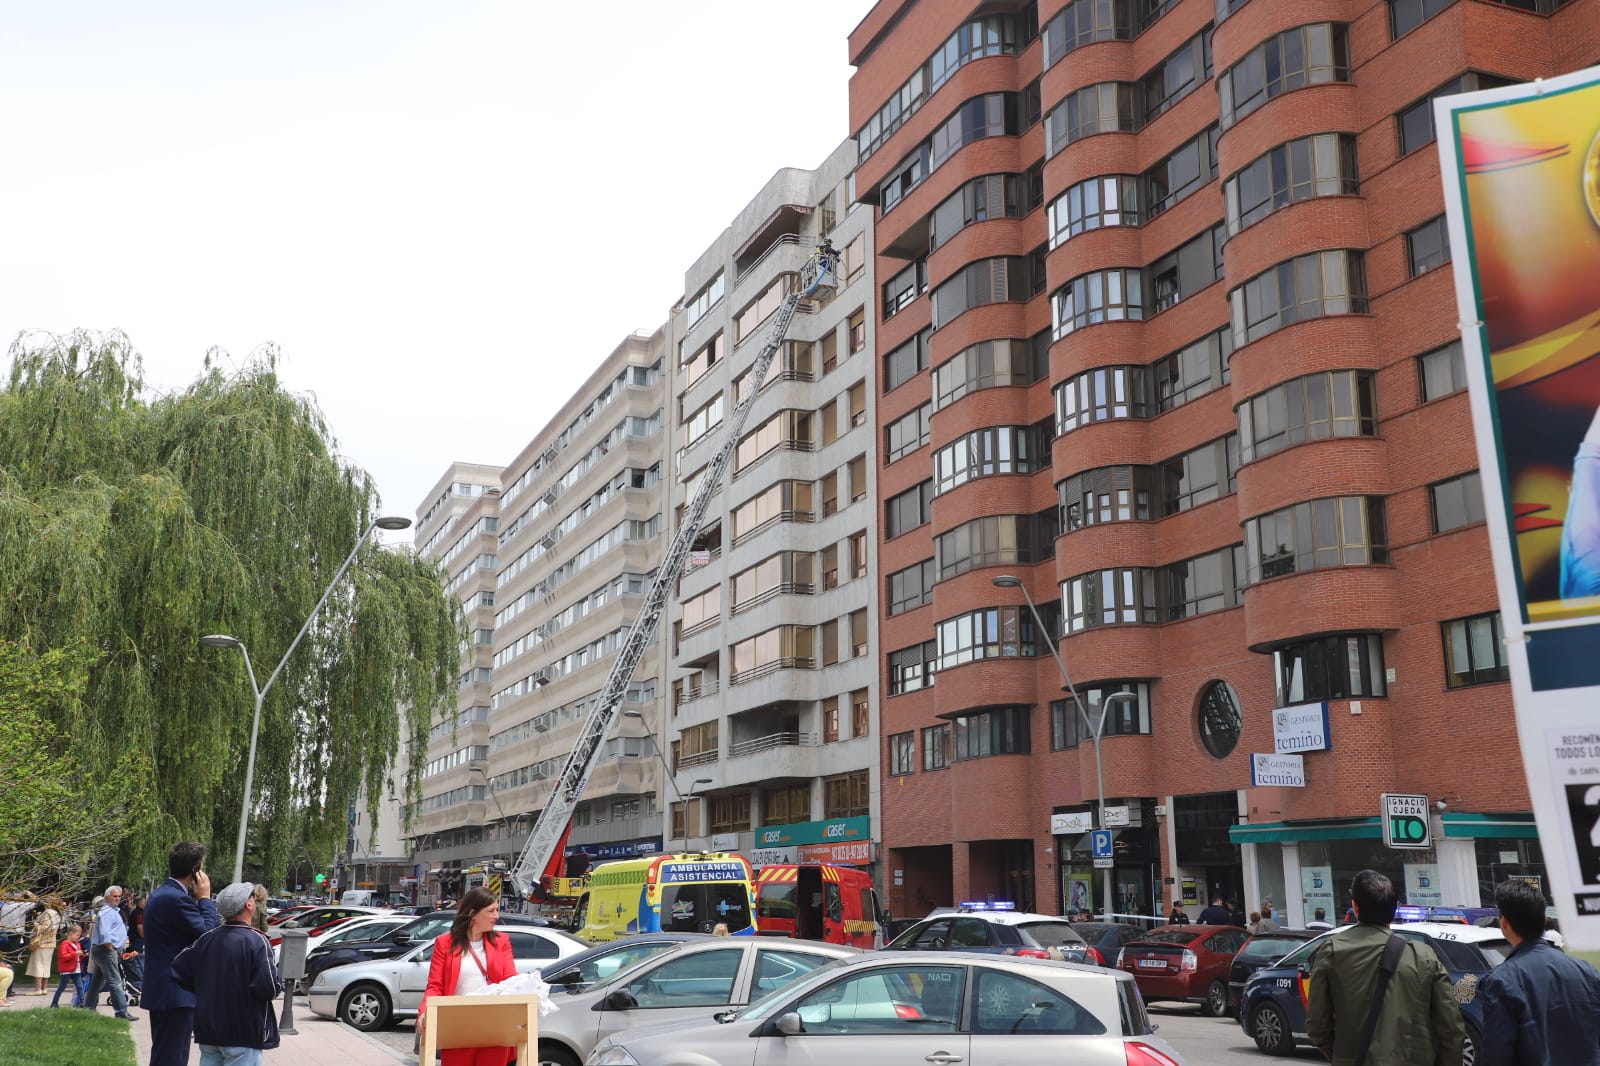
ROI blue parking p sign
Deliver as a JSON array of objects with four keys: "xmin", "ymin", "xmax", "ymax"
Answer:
[{"xmin": 1091, "ymin": 829, "xmax": 1113, "ymax": 858}]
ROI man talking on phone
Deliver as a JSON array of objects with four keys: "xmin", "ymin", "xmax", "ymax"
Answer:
[{"xmin": 143, "ymin": 842, "xmax": 221, "ymax": 1066}]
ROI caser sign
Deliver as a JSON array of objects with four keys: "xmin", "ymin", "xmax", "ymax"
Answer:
[{"xmin": 1273, "ymin": 702, "xmax": 1331, "ymax": 754}]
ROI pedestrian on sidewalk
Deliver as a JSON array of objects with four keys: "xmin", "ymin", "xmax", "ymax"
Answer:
[
  {"xmin": 1478, "ymin": 878, "xmax": 1600, "ymax": 1066},
  {"xmin": 144, "ymin": 841, "xmax": 220, "ymax": 1066},
  {"xmin": 172, "ymin": 882, "xmax": 281, "ymax": 1066},
  {"xmin": 50, "ymin": 923, "xmax": 84, "ymax": 1007},
  {"xmin": 83, "ymin": 886, "xmax": 137, "ymax": 1020},
  {"xmin": 27, "ymin": 903, "xmax": 62, "ymax": 994},
  {"xmin": 1306, "ymin": 870, "xmax": 1463, "ymax": 1066}
]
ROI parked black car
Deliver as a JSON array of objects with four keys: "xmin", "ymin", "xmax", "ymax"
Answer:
[
  {"xmin": 300, "ymin": 909, "xmax": 551, "ymax": 989},
  {"xmin": 1068, "ymin": 921, "xmax": 1149, "ymax": 967},
  {"xmin": 1227, "ymin": 929, "xmax": 1317, "ymax": 1016}
]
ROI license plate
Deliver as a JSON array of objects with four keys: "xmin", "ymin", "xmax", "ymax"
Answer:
[{"xmin": 1137, "ymin": 959, "xmax": 1166, "ymax": 969}]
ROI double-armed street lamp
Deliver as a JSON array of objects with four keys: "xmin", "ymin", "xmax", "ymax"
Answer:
[
  {"xmin": 203, "ymin": 514, "xmax": 412, "ymax": 884},
  {"xmin": 993, "ymin": 575, "xmax": 1135, "ymax": 921}
]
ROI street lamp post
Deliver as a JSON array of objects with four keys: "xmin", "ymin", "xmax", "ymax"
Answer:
[
  {"xmin": 203, "ymin": 514, "xmax": 411, "ymax": 884},
  {"xmin": 993, "ymin": 574, "xmax": 1119, "ymax": 921},
  {"xmin": 684, "ymin": 778, "xmax": 713, "ymax": 854}
]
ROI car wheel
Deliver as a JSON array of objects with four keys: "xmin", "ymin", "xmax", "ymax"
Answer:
[
  {"xmin": 1201, "ymin": 979, "xmax": 1227, "ymax": 1017},
  {"xmin": 1251, "ymin": 1001, "xmax": 1292, "ymax": 1056},
  {"xmin": 339, "ymin": 983, "xmax": 392, "ymax": 1032},
  {"xmin": 538, "ymin": 1042, "xmax": 580, "ymax": 1066},
  {"xmin": 1463, "ymin": 1019, "xmax": 1482, "ymax": 1066}
]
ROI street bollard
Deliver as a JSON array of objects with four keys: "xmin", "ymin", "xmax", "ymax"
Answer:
[{"xmin": 278, "ymin": 928, "xmax": 310, "ymax": 1036}]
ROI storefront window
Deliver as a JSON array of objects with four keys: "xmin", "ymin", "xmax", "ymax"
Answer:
[
  {"xmin": 1297, "ymin": 839, "xmax": 1440, "ymax": 918},
  {"xmin": 1474, "ymin": 837, "xmax": 1549, "ymax": 906}
]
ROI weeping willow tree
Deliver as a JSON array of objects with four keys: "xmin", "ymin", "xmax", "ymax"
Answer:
[{"xmin": 0, "ymin": 331, "xmax": 464, "ymax": 890}]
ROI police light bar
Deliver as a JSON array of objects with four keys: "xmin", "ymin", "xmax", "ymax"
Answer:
[
  {"xmin": 958, "ymin": 900, "xmax": 1017, "ymax": 911},
  {"xmin": 1393, "ymin": 905, "xmax": 1429, "ymax": 923}
]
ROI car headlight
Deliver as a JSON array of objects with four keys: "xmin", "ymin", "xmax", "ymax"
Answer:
[
  {"xmin": 585, "ymin": 1041, "xmax": 640, "ymax": 1065},
  {"xmin": 312, "ymin": 975, "xmax": 326, "ymax": 988}
]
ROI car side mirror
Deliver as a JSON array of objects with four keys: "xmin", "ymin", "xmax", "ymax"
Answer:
[
  {"xmin": 600, "ymin": 989, "xmax": 638, "ymax": 1012},
  {"xmin": 776, "ymin": 1012, "xmax": 805, "ymax": 1036},
  {"xmin": 393, "ymin": 933, "xmax": 410, "ymax": 944}
]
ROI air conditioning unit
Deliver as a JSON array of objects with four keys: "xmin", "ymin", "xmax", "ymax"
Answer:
[
  {"xmin": 534, "ymin": 718, "xmax": 552, "ymax": 733},
  {"xmin": 542, "ymin": 483, "xmax": 560, "ymax": 504},
  {"xmin": 539, "ymin": 529, "xmax": 560, "ymax": 549}
]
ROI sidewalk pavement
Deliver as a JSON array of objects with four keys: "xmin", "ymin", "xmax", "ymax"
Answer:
[{"xmin": 2, "ymin": 988, "xmax": 407, "ymax": 1066}]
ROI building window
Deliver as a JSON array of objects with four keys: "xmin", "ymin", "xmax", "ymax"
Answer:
[
  {"xmin": 763, "ymin": 785, "xmax": 812, "ymax": 826},
  {"xmin": 1047, "ymin": 175, "xmax": 1140, "ymax": 249},
  {"xmin": 851, "ymin": 689, "xmax": 869, "ymax": 737},
  {"xmin": 1431, "ymin": 471, "xmax": 1485, "ymax": 532},
  {"xmin": 731, "ymin": 480, "xmax": 814, "ymax": 544},
  {"xmin": 1197, "ymin": 680, "xmax": 1243, "ymax": 758},
  {"xmin": 879, "ymin": 90, "xmax": 1033, "ymax": 215},
  {"xmin": 889, "ymin": 732, "xmax": 916, "ymax": 775},
  {"xmin": 932, "ymin": 334, "xmax": 1049, "ymax": 410},
  {"xmin": 1140, "ymin": 29, "xmax": 1213, "ymax": 121},
  {"xmin": 1273, "ymin": 633, "xmax": 1386, "ymax": 705},
  {"xmin": 1041, "ymin": 0, "xmax": 1136, "ymax": 69},
  {"xmin": 823, "ymin": 696, "xmax": 840, "ymax": 743},
  {"xmin": 885, "ymin": 403, "xmax": 932, "ymax": 463},
  {"xmin": 1398, "ymin": 73, "xmax": 1518, "ymax": 156},
  {"xmin": 1062, "ymin": 569, "xmax": 1160, "ymax": 632},
  {"xmin": 709, "ymin": 793, "xmax": 751, "ymax": 834},
  {"xmin": 1147, "ymin": 224, "xmax": 1226, "ymax": 314},
  {"xmin": 1390, "ymin": 0, "xmax": 1455, "ymax": 39},
  {"xmin": 930, "ymin": 170, "xmax": 1040, "ymax": 250},
  {"xmin": 1059, "ymin": 466, "xmax": 1157, "ymax": 529},
  {"xmin": 882, "ymin": 258, "xmax": 927, "ymax": 319},
  {"xmin": 735, "ymin": 274, "xmax": 797, "ymax": 344},
  {"xmin": 1162, "ymin": 435, "xmax": 1240, "ymax": 515},
  {"xmin": 1083, "ymin": 681, "xmax": 1152, "ymax": 736},
  {"xmin": 1407, "ymin": 216, "xmax": 1452, "ymax": 276},
  {"xmin": 935, "ymin": 511, "xmax": 1058, "ymax": 580},
  {"xmin": 1229, "ymin": 250, "xmax": 1369, "ymax": 349},
  {"xmin": 684, "ymin": 272, "xmax": 725, "ymax": 330},
  {"xmin": 729, "ymin": 625, "xmax": 816, "ymax": 683},
  {"xmin": 923, "ymin": 723, "xmax": 952, "ymax": 769},
  {"xmin": 849, "ymin": 310, "xmax": 867, "ymax": 353},
  {"xmin": 1044, "ymin": 82, "xmax": 1141, "ymax": 158},
  {"xmin": 1218, "ymin": 23, "xmax": 1352, "ymax": 130},
  {"xmin": 887, "ymin": 558, "xmax": 936, "ymax": 615},
  {"xmin": 1051, "ymin": 269, "xmax": 1145, "ymax": 340},
  {"xmin": 884, "ymin": 480, "xmax": 934, "ymax": 539},
  {"xmin": 1144, "ymin": 125, "xmax": 1219, "ymax": 218},
  {"xmin": 1165, "ymin": 545, "xmax": 1248, "ymax": 621},
  {"xmin": 1154, "ymin": 329, "xmax": 1233, "ymax": 412},
  {"xmin": 732, "ymin": 552, "xmax": 814, "ymax": 612},
  {"xmin": 824, "ymin": 771, "xmax": 870, "ymax": 818},
  {"xmin": 932, "ymin": 426, "xmax": 1040, "ymax": 494},
  {"xmin": 952, "ymin": 706, "xmax": 1032, "ymax": 760},
  {"xmin": 1418, "ymin": 341, "xmax": 1467, "ymax": 401},
  {"xmin": 1238, "ymin": 370, "xmax": 1379, "ymax": 463},
  {"xmin": 935, "ymin": 604, "xmax": 1059, "ymax": 670},
  {"xmin": 1055, "ymin": 365, "xmax": 1151, "ymax": 433},
  {"xmin": 1246, "ymin": 496, "xmax": 1389, "ymax": 582},
  {"xmin": 888, "ymin": 640, "xmax": 938, "ymax": 695},
  {"xmin": 1443, "ymin": 612, "xmax": 1510, "ymax": 688},
  {"xmin": 883, "ymin": 328, "xmax": 930, "ymax": 393},
  {"xmin": 1224, "ymin": 133, "xmax": 1359, "ymax": 234},
  {"xmin": 1050, "ymin": 699, "xmax": 1079, "ymax": 749},
  {"xmin": 932, "ymin": 253, "xmax": 1045, "ymax": 329}
]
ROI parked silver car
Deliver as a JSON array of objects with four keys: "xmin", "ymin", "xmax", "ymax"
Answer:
[
  {"xmin": 536, "ymin": 937, "xmax": 857, "ymax": 1066},
  {"xmin": 306, "ymin": 924, "xmax": 588, "ymax": 1031},
  {"xmin": 584, "ymin": 950, "xmax": 1186, "ymax": 1066}
]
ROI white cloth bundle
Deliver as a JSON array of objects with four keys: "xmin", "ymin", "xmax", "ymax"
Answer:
[{"xmin": 481, "ymin": 971, "xmax": 560, "ymax": 1015}]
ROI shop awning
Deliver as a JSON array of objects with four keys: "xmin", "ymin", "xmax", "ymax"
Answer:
[
  {"xmin": 1440, "ymin": 812, "xmax": 1538, "ymax": 839},
  {"xmin": 1228, "ymin": 818, "xmax": 1382, "ymax": 844}
]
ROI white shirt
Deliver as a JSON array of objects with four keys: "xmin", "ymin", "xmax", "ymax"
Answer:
[{"xmin": 453, "ymin": 938, "xmax": 491, "ymax": 996}]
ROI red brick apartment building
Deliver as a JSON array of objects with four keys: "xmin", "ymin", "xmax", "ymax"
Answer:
[{"xmin": 850, "ymin": 0, "xmax": 1599, "ymax": 923}]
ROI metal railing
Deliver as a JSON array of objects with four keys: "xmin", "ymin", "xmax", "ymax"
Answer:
[{"xmin": 729, "ymin": 731, "xmax": 819, "ymax": 758}]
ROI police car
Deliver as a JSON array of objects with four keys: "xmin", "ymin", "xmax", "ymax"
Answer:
[
  {"xmin": 884, "ymin": 900, "xmax": 1091, "ymax": 962},
  {"xmin": 1237, "ymin": 921, "xmax": 1511, "ymax": 1062}
]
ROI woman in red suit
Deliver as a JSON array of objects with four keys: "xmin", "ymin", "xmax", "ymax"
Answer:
[{"xmin": 419, "ymin": 888, "xmax": 516, "ymax": 1066}]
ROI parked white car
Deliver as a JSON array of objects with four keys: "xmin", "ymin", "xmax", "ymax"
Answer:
[{"xmin": 307, "ymin": 924, "xmax": 588, "ymax": 1031}]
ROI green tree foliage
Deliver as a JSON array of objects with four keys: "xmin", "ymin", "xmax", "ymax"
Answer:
[{"xmin": 0, "ymin": 331, "xmax": 463, "ymax": 890}]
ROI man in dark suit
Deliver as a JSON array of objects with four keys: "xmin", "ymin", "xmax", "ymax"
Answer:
[{"xmin": 143, "ymin": 842, "xmax": 220, "ymax": 1066}]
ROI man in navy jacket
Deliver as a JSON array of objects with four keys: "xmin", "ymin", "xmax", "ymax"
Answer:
[
  {"xmin": 1478, "ymin": 879, "xmax": 1600, "ymax": 1066},
  {"xmin": 143, "ymin": 842, "xmax": 220, "ymax": 1066},
  {"xmin": 173, "ymin": 882, "xmax": 281, "ymax": 1066}
]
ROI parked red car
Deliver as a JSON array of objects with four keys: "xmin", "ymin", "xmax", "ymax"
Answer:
[{"xmin": 1117, "ymin": 923, "xmax": 1250, "ymax": 1016}]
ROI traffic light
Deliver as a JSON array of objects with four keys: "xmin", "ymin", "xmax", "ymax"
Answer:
[{"xmin": 314, "ymin": 873, "xmax": 326, "ymax": 884}]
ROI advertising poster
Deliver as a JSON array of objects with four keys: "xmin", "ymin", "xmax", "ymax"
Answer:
[
  {"xmin": 1436, "ymin": 64, "xmax": 1600, "ymax": 949},
  {"xmin": 1405, "ymin": 863, "xmax": 1444, "ymax": 908},
  {"xmin": 1066, "ymin": 876, "xmax": 1093, "ymax": 915},
  {"xmin": 1301, "ymin": 865, "xmax": 1336, "ymax": 922}
]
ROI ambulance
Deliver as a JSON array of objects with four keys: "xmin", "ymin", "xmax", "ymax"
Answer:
[
  {"xmin": 754, "ymin": 863, "xmax": 882, "ymax": 947},
  {"xmin": 576, "ymin": 852, "xmax": 758, "ymax": 942}
]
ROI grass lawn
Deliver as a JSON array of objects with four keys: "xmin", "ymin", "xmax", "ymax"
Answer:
[{"xmin": 0, "ymin": 1008, "xmax": 135, "ymax": 1066}]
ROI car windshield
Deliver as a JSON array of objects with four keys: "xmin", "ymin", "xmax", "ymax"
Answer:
[
  {"xmin": 1018, "ymin": 921, "xmax": 1086, "ymax": 947},
  {"xmin": 1134, "ymin": 929, "xmax": 1197, "ymax": 945},
  {"xmin": 401, "ymin": 916, "xmax": 453, "ymax": 942},
  {"xmin": 1240, "ymin": 936, "xmax": 1306, "ymax": 961},
  {"xmin": 722, "ymin": 956, "xmax": 855, "ymax": 1022},
  {"xmin": 551, "ymin": 942, "xmax": 680, "ymax": 987}
]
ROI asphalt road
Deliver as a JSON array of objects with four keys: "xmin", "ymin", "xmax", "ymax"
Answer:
[{"xmin": 363, "ymin": 1003, "xmax": 1324, "ymax": 1066}]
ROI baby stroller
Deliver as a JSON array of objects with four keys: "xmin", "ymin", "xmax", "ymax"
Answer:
[{"xmin": 118, "ymin": 949, "xmax": 143, "ymax": 1007}]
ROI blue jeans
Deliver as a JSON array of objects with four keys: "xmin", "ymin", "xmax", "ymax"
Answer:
[
  {"xmin": 50, "ymin": 972, "xmax": 79, "ymax": 1007},
  {"xmin": 84, "ymin": 944, "xmax": 130, "ymax": 1014},
  {"xmin": 199, "ymin": 1046, "xmax": 262, "ymax": 1066}
]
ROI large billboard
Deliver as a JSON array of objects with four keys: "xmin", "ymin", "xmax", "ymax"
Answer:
[{"xmin": 1436, "ymin": 65, "xmax": 1600, "ymax": 950}]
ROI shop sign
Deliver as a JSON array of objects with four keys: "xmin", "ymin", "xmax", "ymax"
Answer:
[
  {"xmin": 570, "ymin": 837, "xmax": 663, "ymax": 860},
  {"xmin": 750, "ymin": 846, "xmax": 798, "ymax": 865},
  {"xmin": 1273, "ymin": 703, "xmax": 1330, "ymax": 754},
  {"xmin": 1181, "ymin": 878, "xmax": 1199, "ymax": 907},
  {"xmin": 1101, "ymin": 805, "xmax": 1130, "ymax": 827},
  {"xmin": 799, "ymin": 840, "xmax": 874, "ymax": 866},
  {"xmin": 1051, "ymin": 811, "xmax": 1093, "ymax": 835},
  {"xmin": 755, "ymin": 815, "xmax": 869, "ymax": 848},
  {"xmin": 1406, "ymin": 863, "xmax": 1444, "ymax": 907},
  {"xmin": 710, "ymin": 833, "xmax": 739, "ymax": 851},
  {"xmin": 1251, "ymin": 752, "xmax": 1307, "ymax": 787},
  {"xmin": 1302, "ymin": 865, "xmax": 1335, "ymax": 919},
  {"xmin": 1382, "ymin": 793, "xmax": 1432, "ymax": 849}
]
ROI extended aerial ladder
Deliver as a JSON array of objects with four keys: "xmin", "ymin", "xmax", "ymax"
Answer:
[{"xmin": 507, "ymin": 240, "xmax": 841, "ymax": 899}]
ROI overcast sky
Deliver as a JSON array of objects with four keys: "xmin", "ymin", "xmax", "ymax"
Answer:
[{"xmin": 1, "ymin": 1, "xmax": 875, "ymax": 532}]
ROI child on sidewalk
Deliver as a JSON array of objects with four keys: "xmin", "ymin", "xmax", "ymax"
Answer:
[{"xmin": 51, "ymin": 924, "xmax": 83, "ymax": 1008}]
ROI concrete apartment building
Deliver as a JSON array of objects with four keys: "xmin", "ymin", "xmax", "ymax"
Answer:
[
  {"xmin": 849, "ymin": 0, "xmax": 1597, "ymax": 922},
  {"xmin": 661, "ymin": 141, "xmax": 884, "ymax": 881},
  {"xmin": 406, "ymin": 333, "xmax": 668, "ymax": 900}
]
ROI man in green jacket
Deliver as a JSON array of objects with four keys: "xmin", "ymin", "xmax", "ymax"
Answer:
[{"xmin": 1307, "ymin": 870, "xmax": 1464, "ymax": 1066}]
